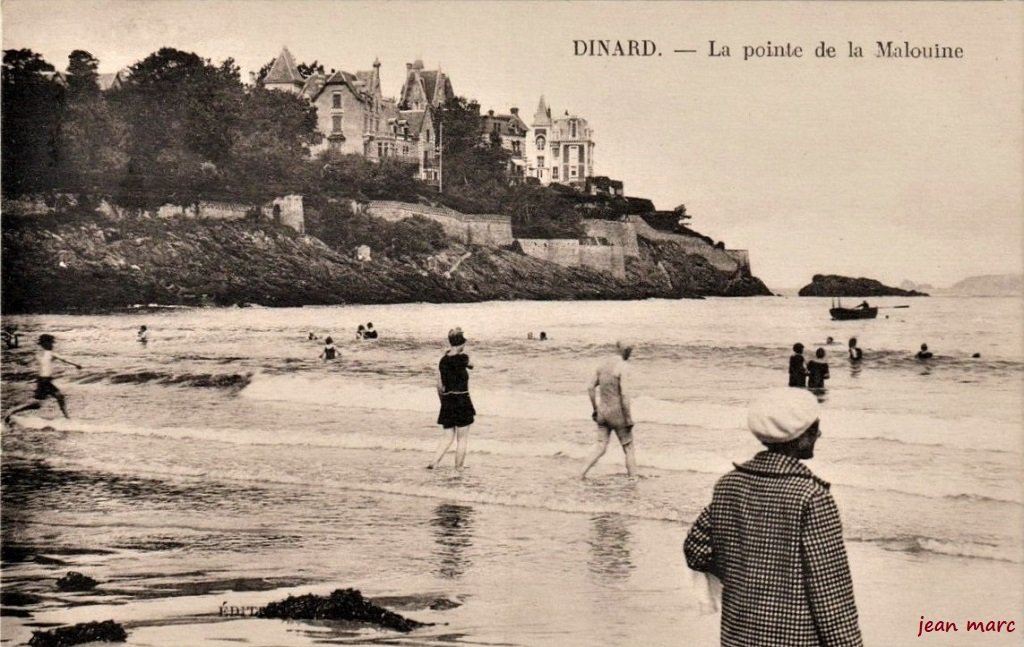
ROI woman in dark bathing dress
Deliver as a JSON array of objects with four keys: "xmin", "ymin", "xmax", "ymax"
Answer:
[{"xmin": 429, "ymin": 327, "xmax": 475, "ymax": 470}]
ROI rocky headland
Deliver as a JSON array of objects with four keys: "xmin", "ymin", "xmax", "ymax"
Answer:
[
  {"xmin": 798, "ymin": 274, "xmax": 929, "ymax": 297},
  {"xmin": 1, "ymin": 214, "xmax": 770, "ymax": 314}
]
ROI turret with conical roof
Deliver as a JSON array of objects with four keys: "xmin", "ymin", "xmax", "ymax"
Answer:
[
  {"xmin": 263, "ymin": 46, "xmax": 305, "ymax": 93},
  {"xmin": 533, "ymin": 95, "xmax": 552, "ymax": 127}
]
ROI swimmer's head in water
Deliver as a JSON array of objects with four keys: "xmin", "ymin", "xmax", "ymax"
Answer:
[
  {"xmin": 616, "ymin": 339, "xmax": 634, "ymax": 359},
  {"xmin": 38, "ymin": 334, "xmax": 55, "ymax": 350},
  {"xmin": 849, "ymin": 337, "xmax": 858, "ymax": 347},
  {"xmin": 920, "ymin": 343, "xmax": 928, "ymax": 351}
]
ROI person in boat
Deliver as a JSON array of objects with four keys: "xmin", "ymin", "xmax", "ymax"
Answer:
[
  {"xmin": 848, "ymin": 337, "xmax": 863, "ymax": 361},
  {"xmin": 319, "ymin": 336, "xmax": 337, "ymax": 361},
  {"xmin": 916, "ymin": 344, "xmax": 933, "ymax": 360},
  {"xmin": 855, "ymin": 300, "xmax": 871, "ymax": 310},
  {"xmin": 807, "ymin": 348, "xmax": 830, "ymax": 390},
  {"xmin": 788, "ymin": 343, "xmax": 808, "ymax": 388}
]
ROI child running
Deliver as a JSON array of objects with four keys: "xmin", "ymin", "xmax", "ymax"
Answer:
[{"xmin": 5, "ymin": 334, "xmax": 81, "ymax": 423}]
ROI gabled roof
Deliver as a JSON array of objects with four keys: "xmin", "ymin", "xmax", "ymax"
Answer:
[
  {"xmin": 97, "ymin": 68, "xmax": 130, "ymax": 91},
  {"xmin": 264, "ymin": 47, "xmax": 304, "ymax": 85},
  {"xmin": 481, "ymin": 112, "xmax": 529, "ymax": 137},
  {"xmin": 399, "ymin": 109, "xmax": 429, "ymax": 134}
]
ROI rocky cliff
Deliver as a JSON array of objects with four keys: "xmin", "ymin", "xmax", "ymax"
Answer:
[
  {"xmin": 1, "ymin": 215, "xmax": 770, "ymax": 313},
  {"xmin": 798, "ymin": 274, "xmax": 929, "ymax": 297}
]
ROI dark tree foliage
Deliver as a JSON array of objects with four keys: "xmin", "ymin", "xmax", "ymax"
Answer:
[
  {"xmin": 501, "ymin": 183, "xmax": 584, "ymax": 239},
  {"xmin": 296, "ymin": 60, "xmax": 325, "ymax": 77},
  {"xmin": 308, "ymin": 200, "xmax": 446, "ymax": 258},
  {"xmin": 2, "ymin": 49, "xmax": 64, "ymax": 194},
  {"xmin": 436, "ymin": 96, "xmax": 511, "ymax": 212},
  {"xmin": 314, "ymin": 152, "xmax": 419, "ymax": 202},
  {"xmin": 65, "ymin": 50, "xmax": 100, "ymax": 98}
]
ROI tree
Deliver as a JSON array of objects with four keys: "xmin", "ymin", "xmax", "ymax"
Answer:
[
  {"xmin": 437, "ymin": 96, "xmax": 511, "ymax": 211},
  {"xmin": 297, "ymin": 60, "xmax": 325, "ymax": 77},
  {"xmin": 66, "ymin": 49, "xmax": 100, "ymax": 98},
  {"xmin": 501, "ymin": 183, "xmax": 583, "ymax": 239},
  {"xmin": 109, "ymin": 48, "xmax": 246, "ymax": 204},
  {"xmin": 2, "ymin": 49, "xmax": 64, "ymax": 195}
]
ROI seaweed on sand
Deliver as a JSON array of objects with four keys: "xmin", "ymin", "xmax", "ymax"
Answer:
[
  {"xmin": 28, "ymin": 620, "xmax": 127, "ymax": 647},
  {"xmin": 258, "ymin": 588, "xmax": 431, "ymax": 633}
]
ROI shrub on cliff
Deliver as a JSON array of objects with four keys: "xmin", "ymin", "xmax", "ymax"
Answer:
[{"xmin": 307, "ymin": 201, "xmax": 446, "ymax": 258}]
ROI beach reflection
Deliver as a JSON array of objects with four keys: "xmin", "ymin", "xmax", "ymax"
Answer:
[
  {"xmin": 431, "ymin": 503, "xmax": 475, "ymax": 579},
  {"xmin": 587, "ymin": 513, "xmax": 635, "ymax": 581}
]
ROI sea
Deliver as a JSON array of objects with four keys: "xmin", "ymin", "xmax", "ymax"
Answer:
[{"xmin": 2, "ymin": 296, "xmax": 1022, "ymax": 646}]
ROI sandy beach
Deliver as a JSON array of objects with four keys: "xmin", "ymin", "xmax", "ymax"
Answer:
[{"xmin": 1, "ymin": 298, "xmax": 1022, "ymax": 645}]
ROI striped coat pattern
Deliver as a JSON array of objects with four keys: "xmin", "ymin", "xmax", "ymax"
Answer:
[{"xmin": 684, "ymin": 451, "xmax": 862, "ymax": 647}]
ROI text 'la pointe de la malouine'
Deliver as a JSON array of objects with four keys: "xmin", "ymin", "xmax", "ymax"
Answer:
[{"xmin": 572, "ymin": 39, "xmax": 964, "ymax": 60}]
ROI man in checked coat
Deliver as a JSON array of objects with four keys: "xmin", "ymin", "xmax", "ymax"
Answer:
[{"xmin": 684, "ymin": 388, "xmax": 862, "ymax": 647}]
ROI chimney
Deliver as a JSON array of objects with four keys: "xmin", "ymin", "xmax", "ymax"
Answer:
[
  {"xmin": 488, "ymin": 109, "xmax": 494, "ymax": 117},
  {"xmin": 510, "ymin": 107, "xmax": 519, "ymax": 115}
]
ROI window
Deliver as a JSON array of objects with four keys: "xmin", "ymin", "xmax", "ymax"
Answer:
[
  {"xmin": 577, "ymin": 164, "xmax": 584, "ymax": 178},
  {"xmin": 537, "ymin": 156, "xmax": 545, "ymax": 168},
  {"xmin": 552, "ymin": 167, "xmax": 559, "ymax": 180},
  {"xmin": 563, "ymin": 146, "xmax": 569, "ymax": 163},
  {"xmin": 570, "ymin": 165, "xmax": 578, "ymax": 178},
  {"xmin": 332, "ymin": 93, "xmax": 342, "ymax": 109},
  {"xmin": 332, "ymin": 115, "xmax": 342, "ymax": 132},
  {"xmin": 570, "ymin": 120, "xmax": 577, "ymax": 138},
  {"xmin": 552, "ymin": 145, "xmax": 559, "ymax": 159},
  {"xmin": 578, "ymin": 146, "xmax": 585, "ymax": 163},
  {"xmin": 512, "ymin": 141, "xmax": 521, "ymax": 154}
]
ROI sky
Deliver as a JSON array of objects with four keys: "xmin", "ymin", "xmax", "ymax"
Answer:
[{"xmin": 3, "ymin": 0, "xmax": 1022, "ymax": 290}]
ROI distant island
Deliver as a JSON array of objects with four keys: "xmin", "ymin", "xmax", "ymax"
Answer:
[
  {"xmin": 798, "ymin": 274, "xmax": 929, "ymax": 297},
  {"xmin": 939, "ymin": 274, "xmax": 1022, "ymax": 297},
  {"xmin": 900, "ymin": 274, "xmax": 1022, "ymax": 297}
]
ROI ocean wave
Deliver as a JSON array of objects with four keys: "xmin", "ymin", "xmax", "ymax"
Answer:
[
  {"xmin": 860, "ymin": 535, "xmax": 1022, "ymax": 564},
  {"xmin": 73, "ymin": 369, "xmax": 251, "ymax": 389}
]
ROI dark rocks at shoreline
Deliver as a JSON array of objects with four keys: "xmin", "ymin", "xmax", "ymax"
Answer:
[
  {"xmin": 258, "ymin": 588, "xmax": 430, "ymax": 633},
  {"xmin": 56, "ymin": 571, "xmax": 98, "ymax": 592},
  {"xmin": 1, "ymin": 214, "xmax": 771, "ymax": 314},
  {"xmin": 798, "ymin": 274, "xmax": 929, "ymax": 297},
  {"xmin": 28, "ymin": 620, "xmax": 127, "ymax": 647}
]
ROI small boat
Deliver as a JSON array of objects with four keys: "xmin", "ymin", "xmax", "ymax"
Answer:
[
  {"xmin": 830, "ymin": 306, "xmax": 878, "ymax": 320},
  {"xmin": 829, "ymin": 298, "xmax": 878, "ymax": 320}
]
